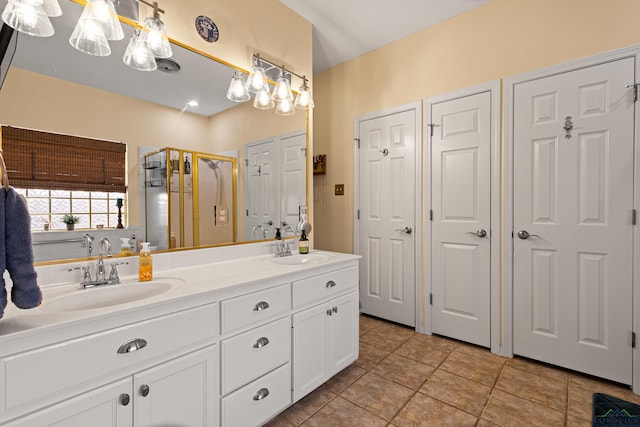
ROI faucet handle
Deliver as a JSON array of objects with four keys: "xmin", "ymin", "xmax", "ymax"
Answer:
[
  {"xmin": 108, "ymin": 261, "xmax": 129, "ymax": 284},
  {"xmin": 68, "ymin": 265, "xmax": 92, "ymax": 286}
]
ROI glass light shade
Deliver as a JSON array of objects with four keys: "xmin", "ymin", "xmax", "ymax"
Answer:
[
  {"xmin": 253, "ymin": 86, "xmax": 275, "ymax": 110},
  {"xmin": 2, "ymin": 0, "xmax": 54, "ymax": 37},
  {"xmin": 275, "ymin": 98, "xmax": 295, "ymax": 116},
  {"xmin": 245, "ymin": 66, "xmax": 267, "ymax": 94},
  {"xmin": 272, "ymin": 75, "xmax": 293, "ymax": 101},
  {"xmin": 226, "ymin": 71, "xmax": 250, "ymax": 102},
  {"xmin": 87, "ymin": 0, "xmax": 124, "ymax": 41},
  {"xmin": 41, "ymin": 0, "xmax": 61, "ymax": 17},
  {"xmin": 139, "ymin": 16, "xmax": 172, "ymax": 58},
  {"xmin": 294, "ymin": 86, "xmax": 314, "ymax": 109},
  {"xmin": 69, "ymin": 15, "xmax": 111, "ymax": 56},
  {"xmin": 122, "ymin": 31, "xmax": 157, "ymax": 71}
]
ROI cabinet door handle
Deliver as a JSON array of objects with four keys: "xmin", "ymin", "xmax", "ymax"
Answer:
[
  {"xmin": 325, "ymin": 280, "xmax": 336, "ymax": 288},
  {"xmin": 117, "ymin": 338, "xmax": 147, "ymax": 354},
  {"xmin": 119, "ymin": 393, "xmax": 130, "ymax": 406},
  {"xmin": 332, "ymin": 306, "xmax": 338, "ymax": 314},
  {"xmin": 327, "ymin": 309, "xmax": 333, "ymax": 316},
  {"xmin": 253, "ymin": 301, "xmax": 270, "ymax": 311},
  {"xmin": 140, "ymin": 384, "xmax": 150, "ymax": 397},
  {"xmin": 253, "ymin": 388, "xmax": 270, "ymax": 401},
  {"xmin": 253, "ymin": 337, "xmax": 270, "ymax": 348}
]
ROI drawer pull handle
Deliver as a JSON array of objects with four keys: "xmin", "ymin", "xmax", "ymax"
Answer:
[
  {"xmin": 253, "ymin": 337, "xmax": 270, "ymax": 348},
  {"xmin": 253, "ymin": 388, "xmax": 270, "ymax": 401},
  {"xmin": 140, "ymin": 384, "xmax": 150, "ymax": 397},
  {"xmin": 325, "ymin": 280, "xmax": 336, "ymax": 288},
  {"xmin": 117, "ymin": 338, "xmax": 147, "ymax": 354},
  {"xmin": 253, "ymin": 301, "xmax": 270, "ymax": 311},
  {"xmin": 120, "ymin": 393, "xmax": 130, "ymax": 406}
]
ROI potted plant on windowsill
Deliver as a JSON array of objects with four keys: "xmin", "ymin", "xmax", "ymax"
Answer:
[{"xmin": 62, "ymin": 214, "xmax": 80, "ymax": 231}]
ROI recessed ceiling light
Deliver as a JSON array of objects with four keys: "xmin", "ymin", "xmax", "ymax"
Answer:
[{"xmin": 187, "ymin": 100, "xmax": 199, "ymax": 107}]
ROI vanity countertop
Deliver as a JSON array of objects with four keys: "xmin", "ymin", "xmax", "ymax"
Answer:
[{"xmin": 0, "ymin": 248, "xmax": 360, "ymax": 345}]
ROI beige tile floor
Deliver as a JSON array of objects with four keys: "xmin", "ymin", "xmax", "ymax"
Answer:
[{"xmin": 266, "ymin": 314, "xmax": 640, "ymax": 426}]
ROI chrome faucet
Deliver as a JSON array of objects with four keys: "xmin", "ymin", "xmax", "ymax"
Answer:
[
  {"xmin": 252, "ymin": 224, "xmax": 266, "ymax": 240},
  {"xmin": 274, "ymin": 226, "xmax": 297, "ymax": 258},
  {"xmin": 81, "ymin": 233, "xmax": 94, "ymax": 257},
  {"xmin": 95, "ymin": 237, "xmax": 112, "ymax": 282}
]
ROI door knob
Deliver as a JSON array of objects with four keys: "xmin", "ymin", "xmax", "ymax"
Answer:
[
  {"xmin": 140, "ymin": 384, "xmax": 150, "ymax": 397},
  {"xmin": 517, "ymin": 230, "xmax": 540, "ymax": 240},
  {"xmin": 395, "ymin": 226, "xmax": 412, "ymax": 234},
  {"xmin": 466, "ymin": 229, "xmax": 487, "ymax": 238}
]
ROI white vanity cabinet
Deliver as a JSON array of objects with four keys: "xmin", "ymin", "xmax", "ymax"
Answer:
[
  {"xmin": 0, "ymin": 303, "xmax": 219, "ymax": 426},
  {"xmin": 291, "ymin": 266, "xmax": 359, "ymax": 401},
  {"xmin": 7, "ymin": 345, "xmax": 217, "ymax": 427},
  {"xmin": 219, "ymin": 283, "xmax": 292, "ymax": 426}
]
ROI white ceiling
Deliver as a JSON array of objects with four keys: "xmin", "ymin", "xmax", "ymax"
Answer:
[{"xmin": 279, "ymin": 0, "xmax": 491, "ymax": 73}]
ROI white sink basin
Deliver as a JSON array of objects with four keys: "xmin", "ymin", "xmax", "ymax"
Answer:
[
  {"xmin": 273, "ymin": 253, "xmax": 330, "ymax": 266},
  {"xmin": 42, "ymin": 279, "xmax": 183, "ymax": 312}
]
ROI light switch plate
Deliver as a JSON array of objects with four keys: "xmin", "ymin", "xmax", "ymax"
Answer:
[{"xmin": 335, "ymin": 184, "xmax": 344, "ymax": 196}]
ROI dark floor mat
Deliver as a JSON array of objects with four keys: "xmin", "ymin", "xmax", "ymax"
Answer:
[{"xmin": 594, "ymin": 393, "xmax": 640, "ymax": 426}]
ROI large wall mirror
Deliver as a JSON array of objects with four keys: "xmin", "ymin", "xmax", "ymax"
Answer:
[{"xmin": 0, "ymin": 0, "xmax": 308, "ymax": 262}]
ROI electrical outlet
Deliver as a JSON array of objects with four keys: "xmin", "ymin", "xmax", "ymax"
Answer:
[{"xmin": 335, "ymin": 184, "xmax": 344, "ymax": 196}]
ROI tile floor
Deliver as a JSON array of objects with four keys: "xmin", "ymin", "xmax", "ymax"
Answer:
[{"xmin": 266, "ymin": 314, "xmax": 640, "ymax": 426}]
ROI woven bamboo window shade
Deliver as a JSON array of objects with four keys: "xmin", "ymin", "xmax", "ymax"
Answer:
[{"xmin": 0, "ymin": 126, "xmax": 126, "ymax": 193}]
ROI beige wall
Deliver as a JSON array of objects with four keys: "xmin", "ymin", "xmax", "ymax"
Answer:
[
  {"xmin": 313, "ymin": 0, "xmax": 640, "ymax": 253},
  {"xmin": 0, "ymin": 0, "xmax": 312, "ymax": 233}
]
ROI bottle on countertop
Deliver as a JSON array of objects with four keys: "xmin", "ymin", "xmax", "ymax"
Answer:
[
  {"xmin": 120, "ymin": 238, "xmax": 132, "ymax": 256},
  {"xmin": 170, "ymin": 232, "xmax": 177, "ymax": 249},
  {"xmin": 129, "ymin": 234, "xmax": 137, "ymax": 253},
  {"xmin": 298, "ymin": 229, "xmax": 309, "ymax": 254},
  {"xmin": 139, "ymin": 242, "xmax": 153, "ymax": 282}
]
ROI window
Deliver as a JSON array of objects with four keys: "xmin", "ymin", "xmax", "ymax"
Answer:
[
  {"xmin": 17, "ymin": 189, "xmax": 126, "ymax": 231},
  {"xmin": 1, "ymin": 125, "xmax": 128, "ymax": 231}
]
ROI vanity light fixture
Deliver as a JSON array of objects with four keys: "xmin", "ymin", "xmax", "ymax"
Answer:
[
  {"xmin": 1, "ymin": 0, "xmax": 56, "ymax": 37},
  {"xmin": 122, "ymin": 29, "xmax": 156, "ymax": 71},
  {"xmin": 226, "ymin": 53, "xmax": 314, "ymax": 115},
  {"xmin": 137, "ymin": 1, "xmax": 171, "ymax": 59},
  {"xmin": 226, "ymin": 71, "xmax": 250, "ymax": 102},
  {"xmin": 294, "ymin": 77, "xmax": 314, "ymax": 109},
  {"xmin": 41, "ymin": 0, "xmax": 62, "ymax": 18}
]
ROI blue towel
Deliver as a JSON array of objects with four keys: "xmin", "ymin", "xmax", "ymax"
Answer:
[{"xmin": 0, "ymin": 187, "xmax": 41, "ymax": 318}]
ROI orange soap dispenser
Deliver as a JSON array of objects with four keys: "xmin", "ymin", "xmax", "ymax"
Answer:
[{"xmin": 138, "ymin": 242, "xmax": 153, "ymax": 282}]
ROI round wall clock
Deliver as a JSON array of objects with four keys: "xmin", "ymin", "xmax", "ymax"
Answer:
[{"xmin": 195, "ymin": 15, "xmax": 219, "ymax": 43}]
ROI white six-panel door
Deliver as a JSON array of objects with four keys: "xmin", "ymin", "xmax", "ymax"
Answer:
[
  {"xmin": 280, "ymin": 132, "xmax": 306, "ymax": 229},
  {"xmin": 512, "ymin": 57, "xmax": 635, "ymax": 384},
  {"xmin": 358, "ymin": 109, "xmax": 417, "ymax": 327},
  {"xmin": 430, "ymin": 91, "xmax": 493, "ymax": 347},
  {"xmin": 245, "ymin": 139, "xmax": 276, "ymax": 240}
]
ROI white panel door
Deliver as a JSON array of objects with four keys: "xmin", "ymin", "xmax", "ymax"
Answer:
[
  {"xmin": 430, "ymin": 91, "xmax": 492, "ymax": 347},
  {"xmin": 134, "ymin": 345, "xmax": 217, "ymax": 427},
  {"xmin": 245, "ymin": 139, "xmax": 276, "ymax": 239},
  {"xmin": 281, "ymin": 132, "xmax": 307, "ymax": 229},
  {"xmin": 513, "ymin": 57, "xmax": 634, "ymax": 384},
  {"xmin": 8, "ymin": 379, "xmax": 133, "ymax": 427},
  {"xmin": 329, "ymin": 291, "xmax": 359, "ymax": 374},
  {"xmin": 359, "ymin": 109, "xmax": 416, "ymax": 327}
]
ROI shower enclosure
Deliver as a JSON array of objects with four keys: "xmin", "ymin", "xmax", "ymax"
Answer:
[{"xmin": 144, "ymin": 147, "xmax": 236, "ymax": 250}]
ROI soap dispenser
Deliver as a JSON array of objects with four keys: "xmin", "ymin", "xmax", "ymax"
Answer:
[
  {"xmin": 139, "ymin": 242, "xmax": 153, "ymax": 282},
  {"xmin": 120, "ymin": 238, "xmax": 132, "ymax": 256},
  {"xmin": 298, "ymin": 230, "xmax": 309, "ymax": 254}
]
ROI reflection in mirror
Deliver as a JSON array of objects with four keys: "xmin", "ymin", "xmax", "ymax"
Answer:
[
  {"xmin": 144, "ymin": 148, "xmax": 236, "ymax": 251},
  {"xmin": 0, "ymin": 0, "xmax": 307, "ymax": 263}
]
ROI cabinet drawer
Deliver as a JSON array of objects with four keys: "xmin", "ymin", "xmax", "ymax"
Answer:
[
  {"xmin": 221, "ymin": 363, "xmax": 291, "ymax": 427},
  {"xmin": 2, "ymin": 303, "xmax": 218, "ymax": 411},
  {"xmin": 292, "ymin": 266, "xmax": 358, "ymax": 308},
  {"xmin": 221, "ymin": 283, "xmax": 290, "ymax": 334},
  {"xmin": 221, "ymin": 316, "xmax": 291, "ymax": 395}
]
